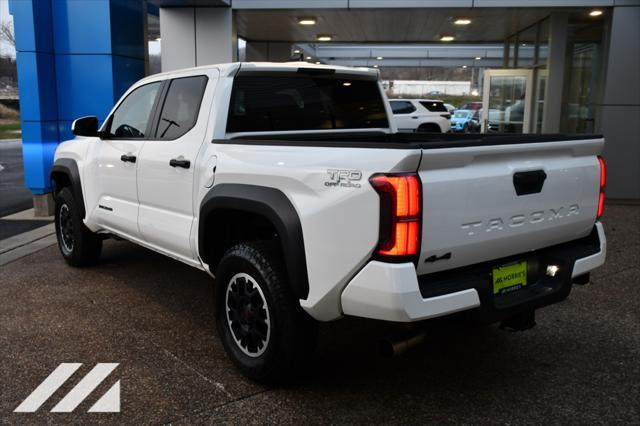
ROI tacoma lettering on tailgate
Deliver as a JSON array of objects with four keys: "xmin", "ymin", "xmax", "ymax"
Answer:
[{"xmin": 461, "ymin": 204, "xmax": 580, "ymax": 236}]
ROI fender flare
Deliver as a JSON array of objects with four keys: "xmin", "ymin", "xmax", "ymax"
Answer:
[
  {"xmin": 50, "ymin": 158, "xmax": 86, "ymax": 219},
  {"xmin": 199, "ymin": 184, "xmax": 309, "ymax": 300}
]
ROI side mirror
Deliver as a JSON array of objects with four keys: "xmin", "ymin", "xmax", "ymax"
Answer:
[{"xmin": 71, "ymin": 116, "xmax": 99, "ymax": 137}]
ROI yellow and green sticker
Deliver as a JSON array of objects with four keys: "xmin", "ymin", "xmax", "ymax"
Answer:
[{"xmin": 493, "ymin": 261, "xmax": 527, "ymax": 295}]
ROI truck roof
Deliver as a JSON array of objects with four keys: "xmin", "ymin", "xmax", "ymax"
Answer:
[{"xmin": 141, "ymin": 61, "xmax": 380, "ymax": 82}]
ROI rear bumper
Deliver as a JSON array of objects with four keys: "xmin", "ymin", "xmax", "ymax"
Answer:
[
  {"xmin": 572, "ymin": 222, "xmax": 606, "ymax": 278},
  {"xmin": 341, "ymin": 261, "xmax": 481, "ymax": 322},
  {"xmin": 341, "ymin": 222, "xmax": 606, "ymax": 322}
]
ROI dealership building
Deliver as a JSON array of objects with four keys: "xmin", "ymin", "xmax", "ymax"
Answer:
[{"xmin": 8, "ymin": 0, "xmax": 640, "ymax": 214}]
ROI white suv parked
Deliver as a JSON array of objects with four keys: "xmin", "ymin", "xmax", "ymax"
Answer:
[{"xmin": 389, "ymin": 99, "xmax": 451, "ymax": 133}]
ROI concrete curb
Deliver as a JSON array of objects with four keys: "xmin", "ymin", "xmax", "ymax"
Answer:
[
  {"xmin": 2, "ymin": 208, "xmax": 53, "ymax": 221},
  {"xmin": 0, "ymin": 223, "xmax": 56, "ymax": 266},
  {"xmin": 0, "ymin": 234, "xmax": 57, "ymax": 266}
]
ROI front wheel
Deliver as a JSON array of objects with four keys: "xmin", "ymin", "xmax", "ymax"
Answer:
[
  {"xmin": 54, "ymin": 187, "xmax": 102, "ymax": 266},
  {"xmin": 215, "ymin": 242, "xmax": 318, "ymax": 383}
]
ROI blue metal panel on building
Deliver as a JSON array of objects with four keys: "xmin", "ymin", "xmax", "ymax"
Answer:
[
  {"xmin": 9, "ymin": 0, "xmax": 146, "ymax": 195},
  {"xmin": 20, "ymin": 124, "xmax": 59, "ymax": 195},
  {"xmin": 109, "ymin": 0, "xmax": 147, "ymax": 59},
  {"xmin": 51, "ymin": 0, "xmax": 112, "ymax": 54},
  {"xmin": 57, "ymin": 121, "xmax": 75, "ymax": 143},
  {"xmin": 14, "ymin": 52, "xmax": 58, "ymax": 122},
  {"xmin": 147, "ymin": 3, "xmax": 160, "ymax": 16},
  {"xmin": 111, "ymin": 55, "xmax": 146, "ymax": 103},
  {"xmin": 55, "ymin": 54, "xmax": 115, "ymax": 121},
  {"xmin": 9, "ymin": 0, "xmax": 54, "ymax": 53}
]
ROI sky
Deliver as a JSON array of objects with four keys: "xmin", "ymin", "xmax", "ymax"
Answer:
[{"xmin": 0, "ymin": 0, "xmax": 16, "ymax": 58}]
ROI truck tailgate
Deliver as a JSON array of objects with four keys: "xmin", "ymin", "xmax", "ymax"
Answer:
[{"xmin": 417, "ymin": 137, "xmax": 603, "ymax": 276}]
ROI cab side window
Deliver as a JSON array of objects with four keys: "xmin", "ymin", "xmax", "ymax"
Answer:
[
  {"xmin": 107, "ymin": 82, "xmax": 161, "ymax": 139},
  {"xmin": 154, "ymin": 76, "xmax": 208, "ymax": 140}
]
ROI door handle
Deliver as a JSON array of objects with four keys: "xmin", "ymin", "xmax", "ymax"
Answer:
[
  {"xmin": 120, "ymin": 154, "xmax": 136, "ymax": 163},
  {"xmin": 411, "ymin": 116, "xmax": 419, "ymax": 119},
  {"xmin": 169, "ymin": 158, "xmax": 191, "ymax": 169}
]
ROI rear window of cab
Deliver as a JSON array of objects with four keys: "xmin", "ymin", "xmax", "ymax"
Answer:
[{"xmin": 226, "ymin": 73, "xmax": 389, "ymax": 133}]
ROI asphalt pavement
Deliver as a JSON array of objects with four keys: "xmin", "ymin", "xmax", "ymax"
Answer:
[
  {"xmin": 0, "ymin": 140, "xmax": 33, "ymax": 217},
  {"xmin": 0, "ymin": 205, "xmax": 638, "ymax": 424}
]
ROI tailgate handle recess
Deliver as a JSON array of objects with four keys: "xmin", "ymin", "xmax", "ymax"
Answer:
[{"xmin": 513, "ymin": 170, "xmax": 547, "ymax": 196}]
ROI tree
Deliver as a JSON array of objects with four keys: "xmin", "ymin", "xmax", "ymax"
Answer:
[{"xmin": 0, "ymin": 21, "xmax": 15, "ymax": 49}]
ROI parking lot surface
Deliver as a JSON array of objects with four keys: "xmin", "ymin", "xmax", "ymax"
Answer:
[
  {"xmin": 1, "ymin": 205, "xmax": 639, "ymax": 424},
  {"xmin": 0, "ymin": 140, "xmax": 33, "ymax": 217}
]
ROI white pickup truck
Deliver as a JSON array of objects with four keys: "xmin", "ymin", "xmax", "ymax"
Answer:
[{"xmin": 51, "ymin": 62, "xmax": 607, "ymax": 382}]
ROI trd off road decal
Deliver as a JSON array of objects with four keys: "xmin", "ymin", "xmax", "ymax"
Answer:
[{"xmin": 324, "ymin": 169, "xmax": 363, "ymax": 188}]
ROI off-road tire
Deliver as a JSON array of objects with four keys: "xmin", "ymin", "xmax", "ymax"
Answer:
[
  {"xmin": 215, "ymin": 241, "xmax": 318, "ymax": 383},
  {"xmin": 54, "ymin": 187, "xmax": 102, "ymax": 266}
]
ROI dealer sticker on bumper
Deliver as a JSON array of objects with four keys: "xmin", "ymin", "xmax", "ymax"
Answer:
[{"xmin": 492, "ymin": 261, "xmax": 527, "ymax": 295}]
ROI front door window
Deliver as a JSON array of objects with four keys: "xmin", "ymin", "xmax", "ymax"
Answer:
[{"xmin": 106, "ymin": 82, "xmax": 162, "ymax": 139}]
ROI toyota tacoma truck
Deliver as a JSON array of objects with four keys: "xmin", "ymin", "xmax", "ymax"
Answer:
[{"xmin": 50, "ymin": 62, "xmax": 607, "ymax": 382}]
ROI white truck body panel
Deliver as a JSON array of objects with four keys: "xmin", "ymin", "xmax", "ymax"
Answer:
[
  {"xmin": 83, "ymin": 138, "xmax": 145, "ymax": 239},
  {"xmin": 136, "ymin": 67, "xmax": 220, "ymax": 262},
  {"xmin": 210, "ymin": 143, "xmax": 421, "ymax": 320},
  {"xmin": 341, "ymin": 261, "xmax": 481, "ymax": 322},
  {"xmin": 416, "ymin": 137, "xmax": 603, "ymax": 276}
]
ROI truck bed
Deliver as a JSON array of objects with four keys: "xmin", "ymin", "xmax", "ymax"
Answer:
[{"xmin": 216, "ymin": 131, "xmax": 604, "ymax": 280}]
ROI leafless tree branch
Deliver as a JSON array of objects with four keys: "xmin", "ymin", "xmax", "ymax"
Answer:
[{"xmin": 0, "ymin": 21, "xmax": 16, "ymax": 48}]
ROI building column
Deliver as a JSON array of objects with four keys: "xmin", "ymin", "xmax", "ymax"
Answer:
[
  {"xmin": 541, "ymin": 12, "xmax": 568, "ymax": 134},
  {"xmin": 600, "ymin": 6, "xmax": 640, "ymax": 200},
  {"xmin": 8, "ymin": 1, "xmax": 57, "ymax": 214},
  {"xmin": 9, "ymin": 0, "xmax": 146, "ymax": 216},
  {"xmin": 160, "ymin": 7, "xmax": 237, "ymax": 72}
]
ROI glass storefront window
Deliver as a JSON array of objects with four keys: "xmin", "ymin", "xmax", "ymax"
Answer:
[
  {"xmin": 507, "ymin": 37, "xmax": 517, "ymax": 68},
  {"xmin": 560, "ymin": 18, "xmax": 605, "ymax": 134},
  {"xmin": 500, "ymin": 18, "xmax": 550, "ymax": 133},
  {"xmin": 536, "ymin": 19, "xmax": 549, "ymax": 67},
  {"xmin": 561, "ymin": 42, "xmax": 601, "ymax": 133},
  {"xmin": 517, "ymin": 25, "xmax": 537, "ymax": 67},
  {"xmin": 533, "ymin": 71, "xmax": 547, "ymax": 133},
  {"xmin": 499, "ymin": 13, "xmax": 605, "ymax": 134},
  {"xmin": 487, "ymin": 75, "xmax": 527, "ymax": 133}
]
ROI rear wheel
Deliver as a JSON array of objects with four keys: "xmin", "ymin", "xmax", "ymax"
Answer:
[
  {"xmin": 54, "ymin": 187, "xmax": 102, "ymax": 266},
  {"xmin": 215, "ymin": 241, "xmax": 318, "ymax": 383}
]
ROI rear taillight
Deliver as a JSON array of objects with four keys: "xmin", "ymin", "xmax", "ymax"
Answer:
[
  {"xmin": 597, "ymin": 156, "xmax": 606, "ymax": 219},
  {"xmin": 370, "ymin": 173, "xmax": 421, "ymax": 260}
]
